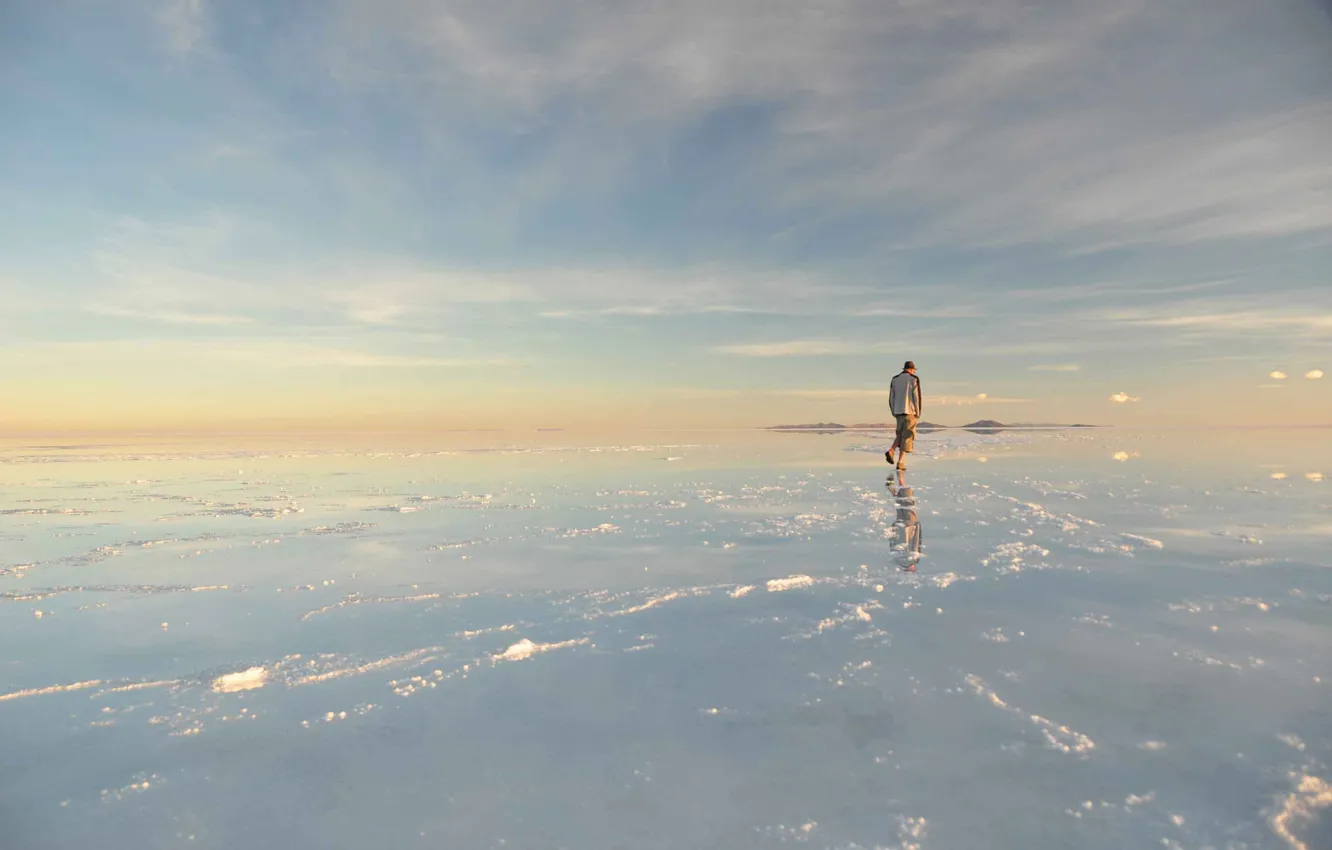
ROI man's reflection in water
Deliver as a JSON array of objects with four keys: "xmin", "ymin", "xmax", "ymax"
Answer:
[{"xmin": 889, "ymin": 474, "xmax": 923, "ymax": 572}]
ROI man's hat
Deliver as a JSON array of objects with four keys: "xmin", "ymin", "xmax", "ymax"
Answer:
[{"xmin": 904, "ymin": 360, "xmax": 916, "ymax": 370}]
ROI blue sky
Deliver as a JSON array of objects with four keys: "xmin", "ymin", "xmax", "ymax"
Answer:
[{"xmin": 2, "ymin": 0, "xmax": 1331, "ymax": 430}]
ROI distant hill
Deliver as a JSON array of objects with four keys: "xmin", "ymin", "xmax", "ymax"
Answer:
[
  {"xmin": 962, "ymin": 419, "xmax": 1008, "ymax": 430},
  {"xmin": 769, "ymin": 422, "xmax": 846, "ymax": 430}
]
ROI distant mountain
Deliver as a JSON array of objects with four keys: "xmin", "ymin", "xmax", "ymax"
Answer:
[
  {"xmin": 917, "ymin": 421, "xmax": 947, "ymax": 431},
  {"xmin": 962, "ymin": 419, "xmax": 1008, "ymax": 429}
]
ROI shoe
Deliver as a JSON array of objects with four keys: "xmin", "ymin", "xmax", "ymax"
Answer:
[{"xmin": 885, "ymin": 450, "xmax": 895, "ymax": 465}]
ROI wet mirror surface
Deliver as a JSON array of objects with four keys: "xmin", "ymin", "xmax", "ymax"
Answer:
[{"xmin": 3, "ymin": 429, "xmax": 1330, "ymax": 849}]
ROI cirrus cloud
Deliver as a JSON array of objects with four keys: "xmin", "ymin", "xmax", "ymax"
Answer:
[
  {"xmin": 715, "ymin": 340, "xmax": 864, "ymax": 357},
  {"xmin": 1109, "ymin": 392, "xmax": 1140, "ymax": 403},
  {"xmin": 1029, "ymin": 364, "xmax": 1082, "ymax": 372}
]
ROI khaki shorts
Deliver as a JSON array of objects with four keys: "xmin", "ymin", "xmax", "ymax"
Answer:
[{"xmin": 895, "ymin": 414, "xmax": 917, "ymax": 454}]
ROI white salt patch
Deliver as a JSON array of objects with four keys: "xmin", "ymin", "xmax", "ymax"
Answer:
[
  {"xmin": 560, "ymin": 523, "xmax": 621, "ymax": 538},
  {"xmin": 965, "ymin": 674, "xmax": 1095, "ymax": 755},
  {"xmin": 290, "ymin": 647, "xmax": 444, "ymax": 687},
  {"xmin": 300, "ymin": 591, "xmax": 442, "ymax": 622},
  {"xmin": 101, "ymin": 773, "xmax": 163, "ymax": 803},
  {"xmin": 932, "ymin": 572, "xmax": 975, "ymax": 589},
  {"xmin": 816, "ymin": 604, "xmax": 876, "ymax": 633},
  {"xmin": 212, "ymin": 667, "xmax": 268, "ymax": 693},
  {"xmin": 494, "ymin": 637, "xmax": 589, "ymax": 663},
  {"xmin": 0, "ymin": 679, "xmax": 104, "ymax": 702},
  {"xmin": 1279, "ymin": 734, "xmax": 1307, "ymax": 752},
  {"xmin": 895, "ymin": 816, "xmax": 928, "ymax": 850},
  {"xmin": 610, "ymin": 590, "xmax": 700, "ymax": 616},
  {"xmin": 1271, "ymin": 773, "xmax": 1332, "ymax": 850},
  {"xmin": 105, "ymin": 679, "xmax": 179, "ymax": 694},
  {"xmin": 767, "ymin": 575, "xmax": 815, "ymax": 592},
  {"xmin": 1121, "ymin": 533, "xmax": 1165, "ymax": 549},
  {"xmin": 1138, "ymin": 740, "xmax": 1168, "ymax": 751},
  {"xmin": 1125, "ymin": 791, "xmax": 1156, "ymax": 807},
  {"xmin": 457, "ymin": 624, "xmax": 517, "ymax": 639},
  {"xmin": 730, "ymin": 585, "xmax": 755, "ymax": 598},
  {"xmin": 1077, "ymin": 613, "xmax": 1113, "ymax": 627}
]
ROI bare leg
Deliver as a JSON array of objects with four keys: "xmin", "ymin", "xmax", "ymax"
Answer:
[{"xmin": 896, "ymin": 415, "xmax": 916, "ymax": 469}]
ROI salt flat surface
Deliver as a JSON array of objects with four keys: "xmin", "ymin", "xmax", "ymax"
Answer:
[{"xmin": 2, "ymin": 429, "xmax": 1330, "ymax": 849}]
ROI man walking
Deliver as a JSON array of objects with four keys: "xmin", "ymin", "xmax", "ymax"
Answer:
[{"xmin": 886, "ymin": 360, "xmax": 922, "ymax": 470}]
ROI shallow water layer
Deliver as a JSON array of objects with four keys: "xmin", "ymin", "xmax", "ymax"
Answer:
[{"xmin": 2, "ymin": 429, "xmax": 1330, "ymax": 850}]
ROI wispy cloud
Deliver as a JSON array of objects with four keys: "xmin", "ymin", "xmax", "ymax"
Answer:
[
  {"xmin": 1270, "ymin": 370, "xmax": 1288, "ymax": 380},
  {"xmin": 252, "ymin": 347, "xmax": 508, "ymax": 369},
  {"xmin": 1106, "ymin": 310, "xmax": 1332, "ymax": 336},
  {"xmin": 2, "ymin": 339, "xmax": 509, "ymax": 370},
  {"xmin": 715, "ymin": 340, "xmax": 865, "ymax": 357},
  {"xmin": 852, "ymin": 306, "xmax": 983, "ymax": 319},
  {"xmin": 932, "ymin": 395, "xmax": 1028, "ymax": 406},
  {"xmin": 90, "ymin": 306, "xmax": 253, "ymax": 327},
  {"xmin": 776, "ymin": 389, "xmax": 890, "ymax": 399},
  {"xmin": 1307, "ymin": 369, "xmax": 1324, "ymax": 380},
  {"xmin": 329, "ymin": 0, "xmax": 1332, "ymax": 253},
  {"xmin": 1109, "ymin": 392, "xmax": 1140, "ymax": 403},
  {"xmin": 91, "ymin": 216, "xmax": 886, "ymax": 321},
  {"xmin": 1029, "ymin": 363, "xmax": 1082, "ymax": 372},
  {"xmin": 158, "ymin": 0, "xmax": 206, "ymax": 56},
  {"xmin": 9, "ymin": 0, "xmax": 1332, "ymax": 429}
]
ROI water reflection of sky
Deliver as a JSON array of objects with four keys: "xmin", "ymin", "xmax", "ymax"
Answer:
[{"xmin": 2, "ymin": 429, "xmax": 1330, "ymax": 849}]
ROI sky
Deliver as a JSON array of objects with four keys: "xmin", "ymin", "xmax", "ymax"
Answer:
[{"xmin": 2, "ymin": 0, "xmax": 1331, "ymax": 431}]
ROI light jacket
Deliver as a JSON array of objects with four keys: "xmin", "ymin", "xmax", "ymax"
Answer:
[{"xmin": 889, "ymin": 371, "xmax": 922, "ymax": 417}]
